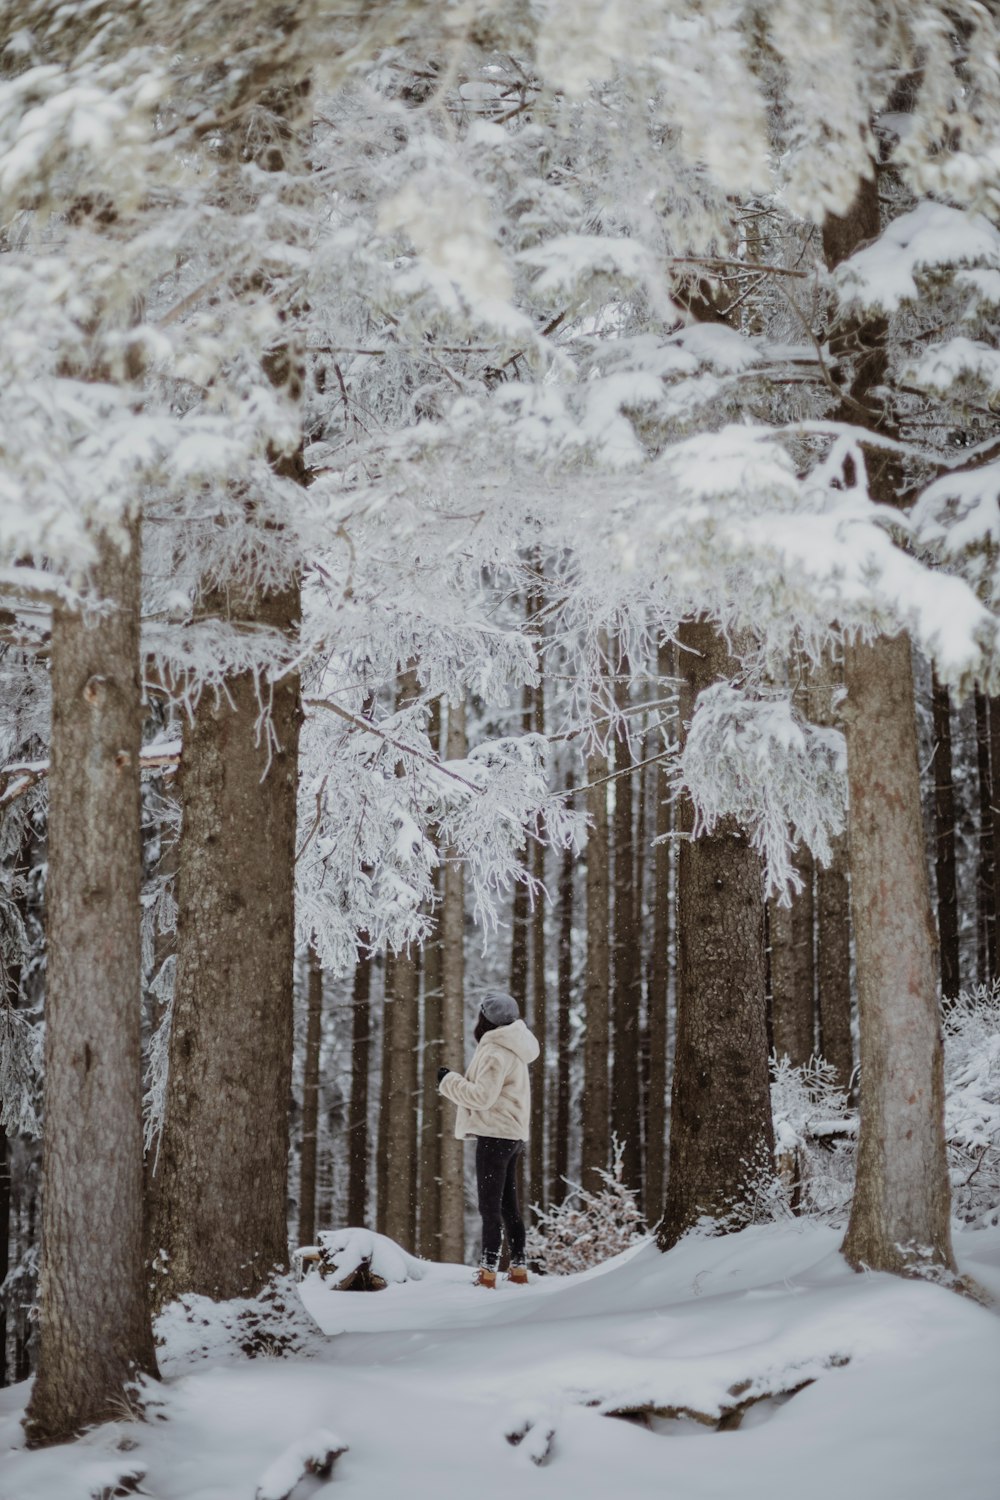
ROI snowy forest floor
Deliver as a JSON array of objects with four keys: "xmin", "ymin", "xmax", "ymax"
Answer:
[{"xmin": 3, "ymin": 1223, "xmax": 1000, "ymax": 1500}]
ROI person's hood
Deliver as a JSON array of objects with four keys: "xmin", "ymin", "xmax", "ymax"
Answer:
[{"xmin": 485, "ymin": 1018, "xmax": 539, "ymax": 1064}]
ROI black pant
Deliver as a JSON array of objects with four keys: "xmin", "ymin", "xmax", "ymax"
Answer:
[{"xmin": 475, "ymin": 1135, "xmax": 526, "ymax": 1270}]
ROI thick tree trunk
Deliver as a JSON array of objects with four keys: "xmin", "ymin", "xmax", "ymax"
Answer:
[
  {"xmin": 660, "ymin": 619, "xmax": 773, "ymax": 1250},
  {"xmin": 840, "ymin": 635, "xmax": 954, "ymax": 1274},
  {"xmin": 298, "ymin": 946, "xmax": 324, "ymax": 1247},
  {"xmin": 438, "ymin": 700, "xmax": 467, "ymax": 1262},
  {"xmin": 25, "ymin": 525, "xmax": 158, "ymax": 1445},
  {"xmin": 582, "ymin": 748, "xmax": 611, "ymax": 1190},
  {"xmin": 645, "ymin": 642, "xmax": 673, "ymax": 1226},
  {"xmin": 769, "ymin": 846, "xmax": 816, "ymax": 1066},
  {"xmin": 150, "ymin": 575, "xmax": 301, "ymax": 1308},
  {"xmin": 974, "ymin": 690, "xmax": 996, "ymax": 984},
  {"xmin": 611, "ymin": 652, "xmax": 643, "ymax": 1195},
  {"xmin": 346, "ymin": 949, "xmax": 372, "ymax": 1227},
  {"xmin": 553, "ymin": 773, "xmax": 574, "ymax": 1202},
  {"xmin": 932, "ymin": 672, "xmax": 960, "ymax": 1002},
  {"xmin": 825, "ymin": 179, "xmax": 955, "ymax": 1278}
]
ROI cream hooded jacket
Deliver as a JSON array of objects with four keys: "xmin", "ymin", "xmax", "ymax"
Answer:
[{"xmin": 438, "ymin": 1019, "xmax": 539, "ymax": 1140}]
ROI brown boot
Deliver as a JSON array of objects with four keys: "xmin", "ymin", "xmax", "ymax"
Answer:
[
  {"xmin": 474, "ymin": 1267, "xmax": 497, "ymax": 1289},
  {"xmin": 508, "ymin": 1265, "xmax": 528, "ymax": 1286}
]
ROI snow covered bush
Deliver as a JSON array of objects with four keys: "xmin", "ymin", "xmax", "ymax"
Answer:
[
  {"xmin": 944, "ymin": 984, "xmax": 1000, "ymax": 1227},
  {"xmin": 526, "ymin": 1138, "xmax": 647, "ymax": 1274}
]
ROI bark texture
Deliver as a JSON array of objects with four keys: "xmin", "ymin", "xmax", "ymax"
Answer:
[
  {"xmin": 810, "ymin": 650, "xmax": 854, "ymax": 1092},
  {"xmin": 582, "ymin": 749, "xmax": 611, "ymax": 1190},
  {"xmin": 660, "ymin": 619, "xmax": 773, "ymax": 1249},
  {"xmin": 974, "ymin": 690, "xmax": 996, "ymax": 984},
  {"xmin": 150, "ymin": 576, "xmax": 301, "ymax": 1307},
  {"xmin": 25, "ymin": 526, "xmax": 158, "ymax": 1445},
  {"xmin": 553, "ymin": 774, "xmax": 574, "ymax": 1202},
  {"xmin": 932, "ymin": 672, "xmax": 960, "ymax": 1002},
  {"xmin": 418, "ymin": 865, "xmax": 443, "ymax": 1258},
  {"xmin": 345, "ymin": 949, "xmax": 372, "ymax": 1227},
  {"xmin": 298, "ymin": 947, "xmax": 324, "ymax": 1247},
  {"xmin": 645, "ymin": 641, "xmax": 674, "ymax": 1226},
  {"xmin": 824, "ymin": 177, "xmax": 955, "ymax": 1277},
  {"xmin": 769, "ymin": 847, "xmax": 816, "ymax": 1067},
  {"xmin": 380, "ymin": 945, "xmax": 419, "ymax": 1250},
  {"xmin": 529, "ymin": 668, "xmax": 547, "ymax": 1207},
  {"xmin": 839, "ymin": 635, "xmax": 954, "ymax": 1274},
  {"xmin": 438, "ymin": 700, "xmax": 467, "ymax": 1262},
  {"xmin": 611, "ymin": 687, "xmax": 643, "ymax": 1196}
]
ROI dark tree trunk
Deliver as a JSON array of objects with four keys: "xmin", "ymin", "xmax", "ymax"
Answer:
[
  {"xmin": 809, "ymin": 650, "xmax": 854, "ymax": 1092},
  {"xmin": 150, "ymin": 575, "xmax": 301, "ymax": 1308},
  {"xmin": 932, "ymin": 672, "xmax": 960, "ymax": 1002},
  {"xmin": 529, "ymin": 668, "xmax": 547, "ymax": 1209},
  {"xmin": 645, "ymin": 642, "xmax": 673, "ymax": 1226},
  {"xmin": 553, "ymin": 774, "xmax": 574, "ymax": 1202},
  {"xmin": 298, "ymin": 946, "xmax": 324, "ymax": 1247},
  {"xmin": 974, "ymin": 690, "xmax": 996, "ymax": 984},
  {"xmin": 824, "ymin": 179, "xmax": 955, "ymax": 1278},
  {"xmin": 418, "ymin": 704, "xmax": 444, "ymax": 1257},
  {"xmin": 660, "ymin": 619, "xmax": 773, "ymax": 1249},
  {"xmin": 611, "ymin": 652, "xmax": 642, "ymax": 1194},
  {"xmin": 346, "ymin": 949, "xmax": 372, "ymax": 1227},
  {"xmin": 25, "ymin": 525, "xmax": 159, "ymax": 1445},
  {"xmin": 582, "ymin": 746, "xmax": 610, "ymax": 1190},
  {"xmin": 438, "ymin": 700, "xmax": 466, "ymax": 1262},
  {"xmin": 380, "ymin": 947, "xmax": 419, "ymax": 1250},
  {"xmin": 990, "ymin": 697, "xmax": 1000, "ymax": 981},
  {"xmin": 769, "ymin": 846, "xmax": 816, "ymax": 1066},
  {"xmin": 0, "ymin": 1124, "xmax": 9, "ymax": 1388}
]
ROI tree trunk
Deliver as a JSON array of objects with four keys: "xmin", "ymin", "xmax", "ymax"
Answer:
[
  {"xmin": 529, "ymin": 672, "xmax": 547, "ymax": 1210},
  {"xmin": 438, "ymin": 700, "xmax": 467, "ymax": 1262},
  {"xmin": 25, "ymin": 524, "xmax": 159, "ymax": 1445},
  {"xmin": 0, "ymin": 1123, "xmax": 9, "ymax": 1388},
  {"xmin": 582, "ymin": 748, "xmax": 611, "ymax": 1191},
  {"xmin": 932, "ymin": 672, "xmax": 961, "ymax": 1002},
  {"xmin": 974, "ymin": 690, "xmax": 996, "ymax": 984},
  {"xmin": 839, "ymin": 635, "xmax": 954, "ymax": 1274},
  {"xmin": 645, "ymin": 642, "xmax": 673, "ymax": 1226},
  {"xmin": 417, "ymin": 705, "xmax": 444, "ymax": 1257},
  {"xmin": 150, "ymin": 575, "xmax": 301, "ymax": 1308},
  {"xmin": 769, "ymin": 846, "xmax": 816, "ymax": 1066},
  {"xmin": 824, "ymin": 179, "xmax": 955, "ymax": 1278},
  {"xmin": 660, "ymin": 619, "xmax": 773, "ymax": 1249},
  {"xmin": 990, "ymin": 696, "xmax": 1000, "ymax": 983},
  {"xmin": 809, "ymin": 649, "xmax": 854, "ymax": 1092},
  {"xmin": 346, "ymin": 949, "xmax": 372, "ymax": 1227},
  {"xmin": 298, "ymin": 946, "xmax": 324, "ymax": 1247},
  {"xmin": 611, "ymin": 653, "xmax": 643, "ymax": 1195},
  {"xmin": 553, "ymin": 773, "xmax": 574, "ymax": 1203},
  {"xmin": 380, "ymin": 945, "xmax": 419, "ymax": 1250}
]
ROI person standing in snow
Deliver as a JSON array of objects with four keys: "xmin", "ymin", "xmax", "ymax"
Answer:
[{"xmin": 437, "ymin": 989, "xmax": 540, "ymax": 1288}]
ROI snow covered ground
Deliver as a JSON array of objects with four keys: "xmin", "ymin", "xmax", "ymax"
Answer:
[{"xmin": 2, "ymin": 1223, "xmax": 999, "ymax": 1500}]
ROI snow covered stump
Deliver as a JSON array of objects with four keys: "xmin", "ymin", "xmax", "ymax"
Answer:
[
  {"xmin": 301, "ymin": 1228, "xmax": 431, "ymax": 1292},
  {"xmin": 254, "ymin": 1430, "xmax": 348, "ymax": 1500}
]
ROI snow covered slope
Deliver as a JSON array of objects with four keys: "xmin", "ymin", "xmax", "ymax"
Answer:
[{"xmin": 2, "ymin": 1223, "xmax": 998, "ymax": 1500}]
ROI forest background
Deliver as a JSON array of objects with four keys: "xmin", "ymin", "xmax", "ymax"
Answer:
[{"xmin": 1, "ymin": 0, "xmax": 1000, "ymax": 1452}]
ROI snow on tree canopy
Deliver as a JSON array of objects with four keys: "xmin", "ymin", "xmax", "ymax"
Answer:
[{"xmin": 835, "ymin": 202, "xmax": 1000, "ymax": 312}]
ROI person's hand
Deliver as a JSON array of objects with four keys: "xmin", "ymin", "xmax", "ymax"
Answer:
[{"xmin": 437, "ymin": 1066, "xmax": 451, "ymax": 1084}]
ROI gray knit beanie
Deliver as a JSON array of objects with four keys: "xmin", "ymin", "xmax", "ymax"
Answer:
[{"xmin": 480, "ymin": 990, "xmax": 520, "ymax": 1026}]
